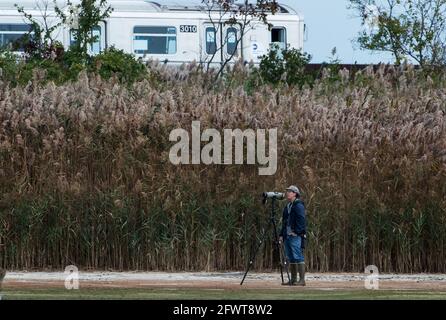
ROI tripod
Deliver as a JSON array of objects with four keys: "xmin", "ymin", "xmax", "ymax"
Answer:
[{"xmin": 240, "ymin": 197, "xmax": 290, "ymax": 285}]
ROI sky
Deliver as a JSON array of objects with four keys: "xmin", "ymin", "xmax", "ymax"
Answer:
[
  {"xmin": 281, "ymin": 0, "xmax": 394, "ymax": 64},
  {"xmin": 160, "ymin": 0, "xmax": 395, "ymax": 64}
]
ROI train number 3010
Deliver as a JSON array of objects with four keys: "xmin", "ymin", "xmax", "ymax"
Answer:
[{"xmin": 180, "ymin": 25, "xmax": 198, "ymax": 33}]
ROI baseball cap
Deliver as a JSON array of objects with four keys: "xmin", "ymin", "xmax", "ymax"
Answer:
[{"xmin": 285, "ymin": 185, "xmax": 301, "ymax": 196}]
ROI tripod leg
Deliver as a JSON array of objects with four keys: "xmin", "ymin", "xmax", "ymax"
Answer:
[
  {"xmin": 241, "ymin": 198, "xmax": 290, "ymax": 286},
  {"xmin": 280, "ymin": 241, "xmax": 291, "ymax": 283},
  {"xmin": 240, "ymin": 226, "xmax": 269, "ymax": 285},
  {"xmin": 271, "ymin": 216, "xmax": 290, "ymax": 284}
]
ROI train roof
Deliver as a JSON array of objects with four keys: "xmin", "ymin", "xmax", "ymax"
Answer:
[
  {"xmin": 0, "ymin": 0, "xmax": 301, "ymax": 16},
  {"xmin": 150, "ymin": 1, "xmax": 299, "ymax": 15},
  {"xmin": 0, "ymin": 0, "xmax": 159, "ymax": 11}
]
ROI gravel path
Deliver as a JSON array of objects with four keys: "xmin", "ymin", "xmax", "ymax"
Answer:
[{"xmin": 3, "ymin": 271, "xmax": 446, "ymax": 285}]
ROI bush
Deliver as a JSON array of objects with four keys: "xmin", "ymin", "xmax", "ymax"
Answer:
[
  {"xmin": 258, "ymin": 45, "xmax": 313, "ymax": 88},
  {"xmin": 0, "ymin": 47, "xmax": 149, "ymax": 86},
  {"xmin": 0, "ymin": 51, "xmax": 20, "ymax": 84},
  {"xmin": 90, "ymin": 47, "xmax": 148, "ymax": 84},
  {"xmin": 18, "ymin": 58, "xmax": 72, "ymax": 85}
]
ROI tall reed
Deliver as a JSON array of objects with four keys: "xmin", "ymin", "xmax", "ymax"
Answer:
[{"xmin": 0, "ymin": 64, "xmax": 445, "ymax": 272}]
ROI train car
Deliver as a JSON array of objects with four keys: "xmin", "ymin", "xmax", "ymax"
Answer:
[{"xmin": 0, "ymin": 0, "xmax": 304, "ymax": 64}]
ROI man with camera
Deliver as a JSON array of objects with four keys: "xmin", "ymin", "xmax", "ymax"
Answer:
[{"xmin": 279, "ymin": 185, "xmax": 306, "ymax": 286}]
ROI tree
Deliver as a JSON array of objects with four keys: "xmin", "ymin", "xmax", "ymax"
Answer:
[
  {"xmin": 55, "ymin": 0, "xmax": 113, "ymax": 60},
  {"xmin": 16, "ymin": 0, "xmax": 113, "ymax": 62},
  {"xmin": 201, "ymin": 0, "xmax": 279, "ymax": 81},
  {"xmin": 349, "ymin": 0, "xmax": 446, "ymax": 67},
  {"xmin": 15, "ymin": 0, "xmax": 64, "ymax": 60}
]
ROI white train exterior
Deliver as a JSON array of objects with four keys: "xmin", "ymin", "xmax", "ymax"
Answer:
[{"xmin": 0, "ymin": 0, "xmax": 304, "ymax": 64}]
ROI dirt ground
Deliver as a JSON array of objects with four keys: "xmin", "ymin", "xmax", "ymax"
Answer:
[{"xmin": 2, "ymin": 272, "xmax": 446, "ymax": 291}]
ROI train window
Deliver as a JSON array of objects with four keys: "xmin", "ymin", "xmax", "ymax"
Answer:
[
  {"xmin": 91, "ymin": 26, "xmax": 102, "ymax": 54},
  {"xmin": 226, "ymin": 27, "xmax": 237, "ymax": 55},
  {"xmin": 133, "ymin": 26, "xmax": 177, "ymax": 55},
  {"xmin": 205, "ymin": 27, "xmax": 216, "ymax": 55},
  {"xmin": 70, "ymin": 26, "xmax": 102, "ymax": 54},
  {"xmin": 271, "ymin": 27, "xmax": 286, "ymax": 50},
  {"xmin": 0, "ymin": 24, "xmax": 31, "ymax": 52}
]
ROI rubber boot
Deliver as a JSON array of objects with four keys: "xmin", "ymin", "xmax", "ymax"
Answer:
[
  {"xmin": 291, "ymin": 263, "xmax": 298, "ymax": 285},
  {"xmin": 296, "ymin": 263, "xmax": 306, "ymax": 286},
  {"xmin": 281, "ymin": 263, "xmax": 297, "ymax": 286}
]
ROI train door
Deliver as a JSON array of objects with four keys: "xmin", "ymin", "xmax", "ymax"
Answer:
[
  {"xmin": 69, "ymin": 21, "xmax": 107, "ymax": 55},
  {"xmin": 202, "ymin": 22, "xmax": 242, "ymax": 64},
  {"xmin": 91, "ymin": 21, "xmax": 107, "ymax": 54},
  {"xmin": 271, "ymin": 27, "xmax": 287, "ymax": 50}
]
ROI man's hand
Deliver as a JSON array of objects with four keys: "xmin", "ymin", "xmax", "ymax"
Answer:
[{"xmin": 279, "ymin": 236, "xmax": 283, "ymax": 244}]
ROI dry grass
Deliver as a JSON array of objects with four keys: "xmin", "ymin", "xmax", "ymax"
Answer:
[{"xmin": 0, "ymin": 63, "xmax": 445, "ymax": 273}]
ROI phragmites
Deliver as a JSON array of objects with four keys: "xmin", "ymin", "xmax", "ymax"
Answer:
[{"xmin": 0, "ymin": 64, "xmax": 445, "ymax": 273}]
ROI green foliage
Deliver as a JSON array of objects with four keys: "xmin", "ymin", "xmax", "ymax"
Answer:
[
  {"xmin": 55, "ymin": 0, "xmax": 113, "ymax": 61},
  {"xmin": 0, "ymin": 1, "xmax": 148, "ymax": 86},
  {"xmin": 17, "ymin": 58, "xmax": 67, "ymax": 85},
  {"xmin": 0, "ymin": 51, "xmax": 20, "ymax": 83},
  {"xmin": 0, "ymin": 47, "xmax": 147, "ymax": 86},
  {"xmin": 258, "ymin": 45, "xmax": 313, "ymax": 87},
  {"xmin": 0, "ymin": 52, "xmax": 88, "ymax": 86},
  {"xmin": 349, "ymin": 0, "xmax": 446, "ymax": 66},
  {"xmin": 321, "ymin": 47, "xmax": 343, "ymax": 83},
  {"xmin": 15, "ymin": 3, "xmax": 64, "ymax": 60},
  {"xmin": 90, "ymin": 47, "xmax": 148, "ymax": 84}
]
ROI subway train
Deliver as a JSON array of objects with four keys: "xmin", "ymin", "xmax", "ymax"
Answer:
[{"xmin": 0, "ymin": 0, "xmax": 304, "ymax": 64}]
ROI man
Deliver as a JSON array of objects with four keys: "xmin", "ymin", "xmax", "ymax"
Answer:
[{"xmin": 279, "ymin": 185, "xmax": 306, "ymax": 286}]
